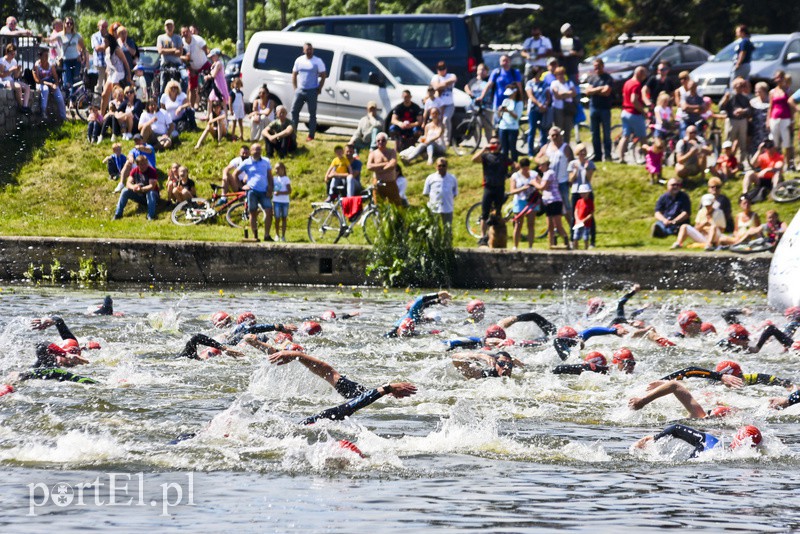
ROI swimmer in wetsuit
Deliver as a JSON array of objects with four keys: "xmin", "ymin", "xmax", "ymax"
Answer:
[
  {"xmin": 553, "ymin": 348, "xmax": 636, "ymax": 375},
  {"xmin": 386, "ymin": 291, "xmax": 451, "ymax": 338},
  {"xmin": 628, "ymin": 380, "xmax": 736, "ymax": 419},
  {"xmin": 4, "ymin": 342, "xmax": 98, "ymax": 385},
  {"xmin": 91, "ymin": 295, "xmax": 119, "ymax": 316},
  {"xmin": 443, "ymin": 311, "xmax": 559, "ymax": 351},
  {"xmin": 769, "ymin": 389, "xmax": 800, "ymax": 410},
  {"xmin": 553, "ymin": 323, "xmax": 626, "ymax": 360},
  {"xmin": 450, "ymin": 351, "xmax": 521, "ymax": 379},
  {"xmin": 587, "ymin": 284, "xmax": 647, "ymax": 326},
  {"xmin": 633, "ymin": 424, "xmax": 762, "ymax": 458},
  {"xmin": 177, "ymin": 334, "xmax": 244, "ymax": 360},
  {"xmin": 661, "ymin": 359, "xmax": 793, "ymax": 389},
  {"xmin": 267, "ymin": 350, "xmax": 417, "ymax": 424},
  {"xmin": 304, "ymin": 310, "xmax": 361, "ymax": 322},
  {"xmin": 715, "ymin": 313, "xmax": 800, "ymax": 353}
]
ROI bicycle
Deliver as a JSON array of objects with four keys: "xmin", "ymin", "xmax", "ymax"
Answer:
[
  {"xmin": 66, "ymin": 72, "xmax": 101, "ymax": 121},
  {"xmin": 771, "ymin": 178, "xmax": 800, "ymax": 203},
  {"xmin": 453, "ymin": 100, "xmax": 495, "ymax": 154},
  {"xmin": 307, "ymin": 186, "xmax": 380, "ymax": 244},
  {"xmin": 465, "ymin": 193, "xmax": 515, "ymax": 239},
  {"xmin": 171, "ymin": 185, "xmax": 260, "ymax": 227}
]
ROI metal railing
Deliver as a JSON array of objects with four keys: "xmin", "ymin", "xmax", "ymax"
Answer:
[{"xmin": 0, "ymin": 35, "xmax": 42, "ymax": 74}]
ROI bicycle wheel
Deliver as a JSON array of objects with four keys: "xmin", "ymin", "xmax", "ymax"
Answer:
[
  {"xmin": 516, "ymin": 122, "xmax": 530, "ymax": 156},
  {"xmin": 465, "ymin": 201, "xmax": 483, "ymax": 239},
  {"xmin": 74, "ymin": 90, "xmax": 92, "ymax": 121},
  {"xmin": 307, "ymin": 206, "xmax": 344, "ymax": 244},
  {"xmin": 225, "ymin": 201, "xmax": 249, "ymax": 228},
  {"xmin": 171, "ymin": 198, "xmax": 213, "ymax": 225},
  {"xmin": 452, "ymin": 118, "xmax": 481, "ymax": 154},
  {"xmin": 771, "ymin": 179, "xmax": 800, "ymax": 203},
  {"xmin": 362, "ymin": 209, "xmax": 381, "ymax": 245}
]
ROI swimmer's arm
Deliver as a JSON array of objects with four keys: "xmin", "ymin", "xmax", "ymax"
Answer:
[
  {"xmin": 269, "ymin": 350, "xmax": 340, "ymax": 387},
  {"xmin": 721, "ymin": 308, "xmax": 749, "ymax": 325},
  {"xmin": 30, "ymin": 316, "xmax": 78, "ymax": 341},
  {"xmin": 497, "ymin": 312, "xmax": 556, "ymax": 336},
  {"xmin": 661, "ymin": 367, "xmax": 719, "ymax": 381},
  {"xmin": 552, "ymin": 364, "xmax": 587, "ymax": 375},
  {"xmin": 241, "ymin": 334, "xmax": 277, "ymax": 354},
  {"xmin": 59, "ymin": 354, "xmax": 90, "ymax": 367},
  {"xmin": 653, "ymin": 424, "xmax": 707, "ymax": 455},
  {"xmin": 579, "ymin": 326, "xmax": 619, "ymax": 341},
  {"xmin": 755, "ymin": 324, "xmax": 794, "ymax": 350},
  {"xmin": 746, "ymin": 373, "xmax": 793, "ymax": 388},
  {"xmin": 340, "ymin": 312, "xmax": 361, "ymax": 320},
  {"xmin": 770, "ymin": 389, "xmax": 800, "ymax": 410},
  {"xmin": 451, "ymin": 352, "xmax": 493, "ymax": 379},
  {"xmin": 244, "ymin": 323, "xmax": 298, "ymax": 335},
  {"xmin": 615, "ymin": 284, "xmax": 640, "ymax": 318}
]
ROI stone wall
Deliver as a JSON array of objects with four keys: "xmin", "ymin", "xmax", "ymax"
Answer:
[
  {"xmin": 0, "ymin": 236, "xmax": 772, "ymax": 290},
  {"xmin": 0, "ymin": 87, "xmax": 59, "ymax": 139}
]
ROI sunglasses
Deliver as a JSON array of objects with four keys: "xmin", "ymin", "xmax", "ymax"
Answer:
[{"xmin": 496, "ymin": 359, "xmax": 513, "ymax": 369}]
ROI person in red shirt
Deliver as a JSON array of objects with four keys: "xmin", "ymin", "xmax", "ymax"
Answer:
[
  {"xmin": 712, "ymin": 140, "xmax": 739, "ymax": 182},
  {"xmin": 113, "ymin": 155, "xmax": 160, "ymax": 220},
  {"xmin": 572, "ymin": 183, "xmax": 594, "ymax": 249},
  {"xmin": 616, "ymin": 66, "xmax": 648, "ymax": 162},
  {"xmin": 742, "ymin": 139, "xmax": 784, "ymax": 199}
]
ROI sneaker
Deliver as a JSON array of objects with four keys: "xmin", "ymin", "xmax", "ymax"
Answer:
[
  {"xmin": 670, "ymin": 242, "xmax": 682, "ymax": 249},
  {"xmin": 123, "ymin": 133, "xmax": 132, "ymax": 141},
  {"xmin": 111, "ymin": 135, "xmax": 117, "ymax": 142},
  {"xmin": 113, "ymin": 182, "xmax": 124, "ymax": 193},
  {"xmin": 704, "ymin": 244, "xmax": 715, "ymax": 251},
  {"xmin": 96, "ymin": 135, "xmax": 103, "ymax": 144},
  {"xmin": 477, "ymin": 236, "xmax": 488, "ymax": 246},
  {"xmin": 306, "ymin": 136, "xmax": 314, "ymax": 142}
]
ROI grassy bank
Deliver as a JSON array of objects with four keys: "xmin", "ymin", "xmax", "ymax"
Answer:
[{"xmin": 1, "ymin": 121, "xmax": 797, "ymax": 249}]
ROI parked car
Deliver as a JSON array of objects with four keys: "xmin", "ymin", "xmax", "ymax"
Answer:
[
  {"xmin": 578, "ymin": 36, "xmax": 711, "ymax": 103},
  {"xmin": 137, "ymin": 46, "xmax": 188, "ymax": 96},
  {"xmin": 481, "ymin": 44, "xmax": 526, "ymax": 76},
  {"xmin": 241, "ymin": 31, "xmax": 471, "ymax": 131},
  {"xmin": 691, "ymin": 33, "xmax": 800, "ymax": 98},
  {"xmin": 225, "ymin": 53, "xmax": 243, "ymax": 89},
  {"xmin": 283, "ymin": 4, "xmax": 541, "ymax": 86}
]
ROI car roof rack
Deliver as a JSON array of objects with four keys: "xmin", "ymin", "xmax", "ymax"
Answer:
[{"xmin": 618, "ymin": 34, "xmax": 691, "ymax": 44}]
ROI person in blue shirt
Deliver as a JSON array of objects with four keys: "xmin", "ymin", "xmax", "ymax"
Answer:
[
  {"xmin": 634, "ymin": 424, "xmax": 762, "ymax": 458},
  {"xmin": 233, "ymin": 143, "xmax": 274, "ymax": 242},
  {"xmin": 479, "ymin": 55, "xmax": 523, "ymax": 121},
  {"xmin": 730, "ymin": 24, "xmax": 754, "ymax": 89},
  {"xmin": 652, "ymin": 178, "xmax": 691, "ymax": 238}
]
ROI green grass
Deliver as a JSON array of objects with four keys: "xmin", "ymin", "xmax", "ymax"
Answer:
[{"xmin": 1, "ymin": 120, "xmax": 797, "ymax": 250}]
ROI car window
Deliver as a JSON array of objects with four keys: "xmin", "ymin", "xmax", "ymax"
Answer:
[
  {"xmin": 295, "ymin": 23, "xmax": 325, "ymax": 34},
  {"xmin": 340, "ymin": 54, "xmax": 381, "ymax": 84},
  {"xmin": 253, "ymin": 44, "xmax": 333, "ymax": 74},
  {"xmin": 376, "ymin": 56, "xmax": 433, "ymax": 85},
  {"xmin": 711, "ymin": 39, "xmax": 785, "ymax": 62},
  {"xmin": 597, "ymin": 44, "xmax": 660, "ymax": 64},
  {"xmin": 331, "ymin": 22, "xmax": 387, "ymax": 42},
  {"xmin": 656, "ymin": 45, "xmax": 681, "ymax": 67},
  {"xmin": 681, "ymin": 45, "xmax": 709, "ymax": 63},
  {"xmin": 786, "ymin": 40, "xmax": 800, "ymax": 58},
  {"xmin": 138, "ymin": 50, "xmax": 159, "ymax": 68},
  {"xmin": 392, "ymin": 22, "xmax": 453, "ymax": 49}
]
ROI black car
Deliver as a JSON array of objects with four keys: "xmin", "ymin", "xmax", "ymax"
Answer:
[{"xmin": 579, "ymin": 36, "xmax": 711, "ymax": 103}]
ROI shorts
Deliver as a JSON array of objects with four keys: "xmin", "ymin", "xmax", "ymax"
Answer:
[
  {"xmin": 188, "ymin": 61, "xmax": 211, "ymax": 90},
  {"xmin": 621, "ymin": 110, "xmax": 647, "ymax": 140},
  {"xmin": 481, "ymin": 187, "xmax": 505, "ymax": 221},
  {"xmin": 544, "ymin": 201, "xmax": 563, "ymax": 217},
  {"xmin": 334, "ymin": 375, "xmax": 367, "ymax": 399},
  {"xmin": 770, "ymin": 118, "xmax": 791, "ymax": 149},
  {"xmin": 247, "ymin": 189, "xmax": 272, "ymax": 212},
  {"xmin": 273, "ymin": 202, "xmax": 289, "ymax": 219},
  {"xmin": 513, "ymin": 198, "xmax": 530, "ymax": 214},
  {"xmin": 573, "ymin": 226, "xmax": 590, "ymax": 241}
]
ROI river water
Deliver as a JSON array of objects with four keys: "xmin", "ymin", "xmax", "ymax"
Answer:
[{"xmin": 0, "ymin": 286, "xmax": 798, "ymax": 532}]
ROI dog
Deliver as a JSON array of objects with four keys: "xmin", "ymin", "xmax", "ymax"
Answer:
[{"xmin": 486, "ymin": 211, "xmax": 507, "ymax": 249}]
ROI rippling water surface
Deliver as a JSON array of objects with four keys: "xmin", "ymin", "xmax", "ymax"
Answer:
[{"xmin": 1, "ymin": 285, "xmax": 799, "ymax": 531}]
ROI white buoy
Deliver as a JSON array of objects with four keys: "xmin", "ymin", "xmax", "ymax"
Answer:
[{"xmin": 768, "ymin": 208, "xmax": 800, "ymax": 310}]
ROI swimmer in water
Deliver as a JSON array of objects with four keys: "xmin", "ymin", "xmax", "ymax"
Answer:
[
  {"xmin": 553, "ymin": 348, "xmax": 636, "ymax": 375},
  {"xmin": 633, "ymin": 424, "xmax": 762, "ymax": 458},
  {"xmin": 444, "ymin": 311, "xmax": 560, "ymax": 350},
  {"xmin": 628, "ymin": 380, "xmax": 737, "ymax": 419},
  {"xmin": 91, "ymin": 295, "xmax": 121, "ymax": 316},
  {"xmin": 450, "ymin": 350, "xmax": 521, "ymax": 379},
  {"xmin": 210, "ymin": 311, "xmax": 298, "ymax": 345},
  {"xmin": 267, "ymin": 349, "xmax": 417, "ymax": 424},
  {"xmin": 177, "ymin": 334, "xmax": 244, "ymax": 360},
  {"xmin": 586, "ymin": 284, "xmax": 647, "ymax": 326},
  {"xmin": 304, "ymin": 310, "xmax": 361, "ymax": 322},
  {"xmin": 768, "ymin": 389, "xmax": 800, "ymax": 410},
  {"xmin": 660, "ymin": 360, "xmax": 793, "ymax": 389},
  {"xmin": 386, "ymin": 291, "xmax": 451, "ymax": 337},
  {"xmin": 463, "ymin": 299, "xmax": 485, "ymax": 324},
  {"xmin": 4, "ymin": 342, "xmax": 98, "ymax": 385}
]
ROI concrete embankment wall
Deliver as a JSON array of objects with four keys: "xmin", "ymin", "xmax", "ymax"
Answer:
[
  {"xmin": 1, "ymin": 87, "xmax": 60, "ymax": 138},
  {"xmin": 0, "ymin": 237, "xmax": 770, "ymax": 290}
]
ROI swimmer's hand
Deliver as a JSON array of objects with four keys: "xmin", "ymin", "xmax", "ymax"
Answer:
[
  {"xmin": 720, "ymin": 374, "xmax": 744, "ymax": 388},
  {"xmin": 30, "ymin": 317, "xmax": 55, "ymax": 330},
  {"xmin": 268, "ymin": 350, "xmax": 302, "ymax": 366},
  {"xmin": 769, "ymin": 397, "xmax": 790, "ymax": 410},
  {"xmin": 628, "ymin": 397, "xmax": 646, "ymax": 410},
  {"xmin": 633, "ymin": 435, "xmax": 654, "ymax": 449},
  {"xmin": 382, "ymin": 382, "xmax": 417, "ymax": 398},
  {"xmin": 646, "ymin": 380, "xmax": 665, "ymax": 391},
  {"xmin": 631, "ymin": 284, "xmax": 641, "ymax": 292},
  {"xmin": 614, "ymin": 324, "xmax": 628, "ymax": 336},
  {"xmin": 280, "ymin": 323, "xmax": 299, "ymax": 333},
  {"xmin": 437, "ymin": 291, "xmax": 452, "ymax": 305},
  {"xmin": 224, "ymin": 347, "xmax": 245, "ymax": 358}
]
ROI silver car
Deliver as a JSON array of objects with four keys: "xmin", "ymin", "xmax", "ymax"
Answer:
[{"xmin": 691, "ymin": 33, "xmax": 800, "ymax": 98}]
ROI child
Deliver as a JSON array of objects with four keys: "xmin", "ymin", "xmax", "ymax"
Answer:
[
  {"xmin": 272, "ymin": 162, "xmax": 291, "ymax": 242},
  {"xmin": 509, "ymin": 157, "xmax": 538, "ymax": 249},
  {"xmin": 325, "ymin": 145, "xmax": 352, "ymax": 201},
  {"xmin": 174, "ymin": 166, "xmax": 196, "ymax": 203},
  {"xmin": 642, "ymin": 137, "xmax": 665, "ymax": 185},
  {"xmin": 132, "ymin": 66, "xmax": 148, "ymax": 102},
  {"xmin": 195, "ymin": 100, "xmax": 227, "ymax": 149},
  {"xmin": 165, "ymin": 162, "xmax": 181, "ymax": 204},
  {"xmin": 572, "ymin": 183, "xmax": 594, "ymax": 250},
  {"xmin": 713, "ymin": 140, "xmax": 739, "ymax": 181},
  {"xmin": 230, "ymin": 77, "xmax": 245, "ymax": 141},
  {"xmin": 102, "ymin": 142, "xmax": 127, "ymax": 182},
  {"xmin": 87, "ymin": 105, "xmax": 104, "ymax": 143},
  {"xmin": 653, "ymin": 91, "xmax": 673, "ymax": 138},
  {"xmin": 396, "ymin": 164, "xmax": 408, "ymax": 206}
]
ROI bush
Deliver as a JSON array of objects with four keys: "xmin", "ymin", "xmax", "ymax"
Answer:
[{"xmin": 366, "ymin": 204, "xmax": 455, "ymax": 288}]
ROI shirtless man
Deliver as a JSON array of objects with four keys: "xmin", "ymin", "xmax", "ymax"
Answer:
[{"xmin": 367, "ymin": 132, "xmax": 402, "ymax": 206}]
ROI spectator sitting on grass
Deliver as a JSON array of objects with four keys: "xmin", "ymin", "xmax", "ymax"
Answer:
[
  {"xmin": 139, "ymin": 99, "xmax": 175, "ymax": 150},
  {"xmin": 742, "ymin": 140, "xmax": 783, "ymax": 202},
  {"xmin": 349, "ymin": 101, "xmax": 384, "ymax": 152},
  {"xmin": 103, "ymin": 142, "xmax": 127, "ymax": 182},
  {"xmin": 706, "ymin": 177, "xmax": 733, "ymax": 233},
  {"xmin": 221, "ymin": 145, "xmax": 250, "ymax": 200},
  {"xmin": 113, "ymin": 155, "xmax": 159, "ymax": 221},
  {"xmin": 263, "ymin": 105, "xmax": 295, "ymax": 159},
  {"xmin": 115, "ymin": 133, "xmax": 156, "ymax": 193},
  {"xmin": 167, "ymin": 166, "xmax": 196, "ymax": 205},
  {"xmin": 651, "ymin": 178, "xmax": 691, "ymax": 238},
  {"xmin": 713, "ymin": 194, "xmax": 761, "ymax": 248},
  {"xmin": 120, "ymin": 85, "xmax": 143, "ymax": 139},
  {"xmin": 160, "ymin": 80, "xmax": 196, "ymax": 132},
  {"xmin": 711, "ymin": 141, "xmax": 739, "ymax": 184},
  {"xmin": 670, "ymin": 193, "xmax": 725, "ymax": 250},
  {"xmin": 674, "ymin": 125, "xmax": 712, "ymax": 180},
  {"xmin": 399, "ymin": 106, "xmax": 446, "ymax": 165},
  {"xmin": 195, "ymin": 99, "xmax": 227, "ymax": 149}
]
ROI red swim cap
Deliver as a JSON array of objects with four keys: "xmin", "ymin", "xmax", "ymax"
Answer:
[
  {"xmin": 715, "ymin": 360, "xmax": 743, "ymax": 378},
  {"xmin": 785, "ymin": 306, "xmax": 800, "ymax": 321},
  {"xmin": 46, "ymin": 343, "xmax": 67, "ymax": 356},
  {"xmin": 709, "ymin": 406, "xmax": 732, "ymax": 418},
  {"xmin": 677, "ymin": 310, "xmax": 701, "ymax": 331},
  {"xmin": 200, "ymin": 347, "xmax": 222, "ymax": 359},
  {"xmin": 700, "ymin": 322, "xmax": 717, "ymax": 335},
  {"xmin": 398, "ymin": 317, "xmax": 415, "ymax": 336},
  {"xmin": 731, "ymin": 425, "xmax": 762, "ymax": 448},
  {"xmin": 273, "ymin": 332, "xmax": 293, "ymax": 344},
  {"xmin": 557, "ymin": 326, "xmax": 578, "ymax": 339},
  {"xmin": 60, "ymin": 338, "xmax": 81, "ymax": 355},
  {"xmin": 86, "ymin": 341, "xmax": 102, "ymax": 350},
  {"xmin": 612, "ymin": 347, "xmax": 634, "ymax": 363},
  {"xmin": 466, "ymin": 299, "xmax": 485, "ymax": 314},
  {"xmin": 337, "ymin": 439, "xmax": 365, "ymax": 458},
  {"xmin": 302, "ymin": 321, "xmax": 322, "ymax": 335},
  {"xmin": 211, "ymin": 311, "xmax": 231, "ymax": 328},
  {"xmin": 321, "ymin": 310, "xmax": 336, "ymax": 321},
  {"xmin": 587, "ymin": 297, "xmax": 605, "ymax": 316},
  {"xmin": 485, "ymin": 324, "xmax": 506, "ymax": 340},
  {"xmin": 793, "ymin": 340, "xmax": 800, "ymax": 351},
  {"xmin": 584, "ymin": 351, "xmax": 607, "ymax": 366},
  {"xmin": 0, "ymin": 384, "xmax": 14, "ymax": 397},
  {"xmin": 726, "ymin": 323, "xmax": 750, "ymax": 341},
  {"xmin": 286, "ymin": 343, "xmax": 305, "ymax": 352},
  {"xmin": 237, "ymin": 312, "xmax": 256, "ymax": 324}
]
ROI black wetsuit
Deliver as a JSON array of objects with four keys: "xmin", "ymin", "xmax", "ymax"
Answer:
[
  {"xmin": 609, "ymin": 288, "xmax": 645, "ymax": 326},
  {"xmin": 226, "ymin": 323, "xmax": 290, "ymax": 346},
  {"xmin": 754, "ymin": 321, "xmax": 799, "ymax": 350},
  {"xmin": 92, "ymin": 296, "xmax": 115, "ymax": 316},
  {"xmin": 177, "ymin": 334, "xmax": 225, "ymax": 360},
  {"xmin": 662, "ymin": 366, "xmax": 792, "ymax": 387},
  {"xmin": 301, "ymin": 376, "xmax": 385, "ymax": 425},
  {"xmin": 24, "ymin": 341, "xmax": 97, "ymax": 384},
  {"xmin": 653, "ymin": 424, "xmax": 719, "ymax": 458},
  {"xmin": 553, "ymin": 363, "xmax": 609, "ymax": 375},
  {"xmin": 47, "ymin": 316, "xmax": 78, "ymax": 344},
  {"xmin": 785, "ymin": 390, "xmax": 800, "ymax": 408}
]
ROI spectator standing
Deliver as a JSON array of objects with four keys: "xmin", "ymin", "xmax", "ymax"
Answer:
[
  {"xmin": 421, "ymin": 86, "xmax": 443, "ymax": 125},
  {"xmin": 549, "ymin": 67, "xmax": 577, "ymax": 143},
  {"xmin": 291, "ymin": 42, "xmax": 327, "ymax": 141},
  {"xmin": 497, "ymin": 85, "xmax": 523, "ymax": 161},
  {"xmin": 132, "ymin": 66, "xmax": 148, "ymax": 101},
  {"xmin": 678, "ymin": 79, "xmax": 703, "ymax": 137},
  {"xmin": 156, "ymin": 19, "xmax": 183, "ymax": 95},
  {"xmin": 33, "ymin": 48, "xmax": 65, "ymax": 120},
  {"xmin": 652, "ymin": 91, "xmax": 674, "ymax": 139},
  {"xmin": 749, "ymin": 81, "xmax": 770, "ymax": 155},
  {"xmin": 367, "ymin": 132, "xmax": 402, "ymax": 206},
  {"xmin": 652, "ymin": 178, "xmax": 691, "ymax": 238},
  {"xmin": 90, "ymin": 20, "xmax": 108, "ymax": 95},
  {"xmin": 730, "ymin": 24, "xmax": 754, "ymax": 88},
  {"xmin": 572, "ymin": 183, "xmax": 594, "ymax": 250},
  {"xmin": 389, "ymin": 90, "xmax": 423, "ymax": 148},
  {"xmin": 617, "ymin": 67, "xmax": 648, "ymax": 162},
  {"xmin": 423, "ymin": 157, "xmax": 458, "ymax": 231},
  {"xmin": 272, "ymin": 161, "xmax": 291, "ymax": 242},
  {"xmin": 509, "ymin": 157, "xmax": 538, "ymax": 249},
  {"xmin": 249, "ymin": 84, "xmax": 274, "ymax": 141},
  {"xmin": 349, "ymin": 101, "xmax": 384, "ymax": 152},
  {"xmin": 263, "ymin": 105, "xmax": 296, "ymax": 158},
  {"xmin": 521, "ymin": 26, "xmax": 552, "ymax": 79},
  {"xmin": 767, "ymin": 70, "xmax": 795, "ymax": 164},
  {"xmin": 707, "ymin": 176, "xmax": 734, "ymax": 233},
  {"xmin": 642, "ymin": 137, "xmax": 665, "ymax": 184},
  {"xmin": 525, "ymin": 65, "xmax": 551, "ymax": 155},
  {"xmin": 59, "ymin": 17, "xmax": 85, "ymax": 102},
  {"xmin": 557, "ymin": 23, "xmax": 584, "ymax": 82},
  {"xmin": 479, "ymin": 54, "xmax": 523, "ymax": 121},
  {"xmin": 233, "ymin": 143, "xmax": 274, "ymax": 242},
  {"xmin": 116, "ymin": 26, "xmax": 138, "ymax": 73},
  {"xmin": 644, "ymin": 61, "xmax": 679, "ymax": 107},
  {"xmin": 568, "ymin": 143, "xmax": 596, "ymax": 246},
  {"xmin": 464, "ymin": 63, "xmax": 494, "ymax": 145},
  {"xmin": 180, "ymin": 26, "xmax": 209, "ymax": 108},
  {"xmin": 430, "ymin": 61, "xmax": 457, "ymax": 145},
  {"xmin": 531, "ymin": 156, "xmax": 571, "ymax": 249},
  {"xmin": 472, "ymin": 135, "xmax": 511, "ymax": 245},
  {"xmin": 101, "ymin": 32, "xmax": 131, "ymax": 115},
  {"xmin": 46, "ymin": 18, "xmax": 63, "ymax": 68},
  {"xmin": 206, "ymin": 48, "xmax": 230, "ymax": 116},
  {"xmin": 537, "ymin": 127, "xmax": 574, "ymax": 226},
  {"xmin": 120, "ymin": 86, "xmax": 143, "ymax": 139},
  {"xmin": 113, "ymin": 155, "xmax": 159, "ymax": 221},
  {"xmin": 1, "ymin": 44, "xmax": 31, "ymax": 112},
  {"xmin": 584, "ymin": 58, "xmax": 613, "ymax": 161}
]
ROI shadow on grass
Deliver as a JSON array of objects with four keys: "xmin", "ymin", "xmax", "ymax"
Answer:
[{"xmin": 1, "ymin": 120, "xmax": 65, "ymax": 188}]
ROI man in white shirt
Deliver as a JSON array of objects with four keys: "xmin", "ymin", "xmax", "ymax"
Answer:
[
  {"xmin": 423, "ymin": 157, "xmax": 458, "ymax": 231},
  {"xmin": 0, "ymin": 16, "xmax": 32, "ymax": 36},
  {"xmin": 90, "ymin": 20, "xmax": 108, "ymax": 94},
  {"xmin": 180, "ymin": 26, "xmax": 209, "ymax": 107},
  {"xmin": 291, "ymin": 42, "xmax": 327, "ymax": 142},
  {"xmin": 430, "ymin": 61, "xmax": 457, "ymax": 145},
  {"xmin": 521, "ymin": 26, "xmax": 552, "ymax": 79}
]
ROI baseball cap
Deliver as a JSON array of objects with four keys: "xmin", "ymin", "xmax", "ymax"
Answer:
[
  {"xmin": 560, "ymin": 23, "xmax": 572, "ymax": 33},
  {"xmin": 722, "ymin": 140, "xmax": 733, "ymax": 149},
  {"xmin": 164, "ymin": 19, "xmax": 174, "ymax": 26},
  {"xmin": 577, "ymin": 184, "xmax": 592, "ymax": 194},
  {"xmin": 209, "ymin": 48, "xmax": 221, "ymax": 57},
  {"xmin": 503, "ymin": 86, "xmax": 517, "ymax": 96},
  {"xmin": 701, "ymin": 193, "xmax": 716, "ymax": 207}
]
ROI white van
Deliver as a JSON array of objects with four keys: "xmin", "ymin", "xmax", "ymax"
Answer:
[{"xmin": 241, "ymin": 31, "xmax": 471, "ymax": 131}]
